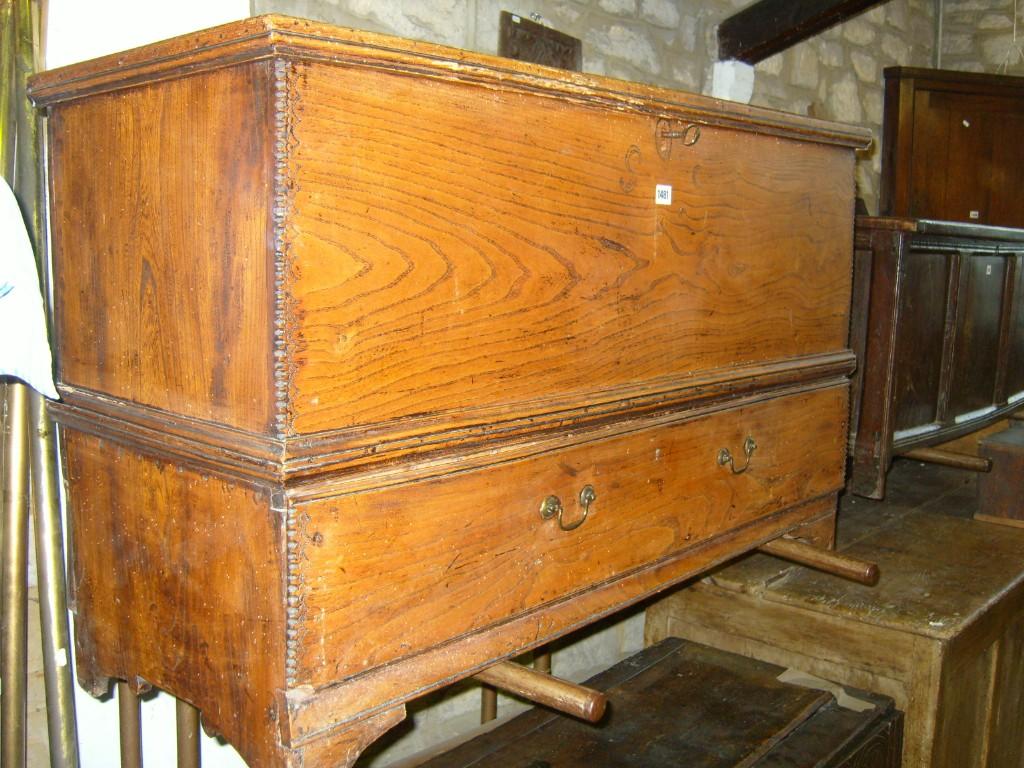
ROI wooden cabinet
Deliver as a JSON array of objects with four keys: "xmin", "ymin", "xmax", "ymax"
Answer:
[
  {"xmin": 849, "ymin": 217, "xmax": 1024, "ymax": 499},
  {"xmin": 881, "ymin": 67, "xmax": 1024, "ymax": 228},
  {"xmin": 30, "ymin": 15, "xmax": 869, "ymax": 768}
]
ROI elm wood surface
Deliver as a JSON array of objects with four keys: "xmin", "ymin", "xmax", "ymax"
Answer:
[
  {"xmin": 30, "ymin": 14, "xmax": 869, "ymax": 768},
  {"xmin": 647, "ymin": 460, "xmax": 1024, "ymax": 768},
  {"xmin": 849, "ymin": 216, "xmax": 1024, "ymax": 499},
  {"xmin": 413, "ymin": 638, "xmax": 902, "ymax": 768},
  {"xmin": 881, "ymin": 68, "xmax": 1024, "ymax": 228},
  {"xmin": 976, "ymin": 424, "xmax": 1024, "ymax": 526}
]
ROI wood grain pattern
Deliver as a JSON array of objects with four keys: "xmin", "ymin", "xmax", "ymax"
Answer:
[
  {"xmin": 282, "ymin": 495, "xmax": 840, "ymax": 741},
  {"xmin": 947, "ymin": 255, "xmax": 1006, "ymax": 417},
  {"xmin": 1003, "ymin": 254, "xmax": 1024, "ymax": 399},
  {"xmin": 293, "ymin": 385, "xmax": 847, "ymax": 685},
  {"xmin": 891, "ymin": 248, "xmax": 949, "ymax": 431},
  {"xmin": 33, "ymin": 15, "xmax": 867, "ymax": 767},
  {"xmin": 48, "ymin": 62, "xmax": 276, "ymax": 433},
  {"xmin": 284, "ymin": 59, "xmax": 856, "ymax": 434},
  {"xmin": 849, "ymin": 217, "xmax": 1024, "ymax": 499},
  {"xmin": 882, "ymin": 67, "xmax": 1024, "ymax": 228},
  {"xmin": 61, "ymin": 431, "xmax": 286, "ymax": 768}
]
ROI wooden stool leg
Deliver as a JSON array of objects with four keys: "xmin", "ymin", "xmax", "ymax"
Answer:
[
  {"xmin": 117, "ymin": 682, "xmax": 142, "ymax": 768},
  {"xmin": 900, "ymin": 447, "xmax": 991, "ymax": 472},
  {"xmin": 176, "ymin": 698, "xmax": 201, "ymax": 768}
]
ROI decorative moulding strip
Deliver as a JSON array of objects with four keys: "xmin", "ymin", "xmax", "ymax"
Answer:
[
  {"xmin": 50, "ymin": 353, "xmax": 854, "ymax": 485},
  {"xmin": 892, "ymin": 399, "xmax": 1024, "ymax": 452},
  {"xmin": 28, "ymin": 17, "xmax": 870, "ymax": 150}
]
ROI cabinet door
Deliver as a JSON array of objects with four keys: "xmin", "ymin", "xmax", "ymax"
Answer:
[
  {"xmin": 892, "ymin": 249, "xmax": 951, "ymax": 433},
  {"xmin": 908, "ymin": 91, "xmax": 1024, "ymax": 227},
  {"xmin": 946, "ymin": 254, "xmax": 1006, "ymax": 419}
]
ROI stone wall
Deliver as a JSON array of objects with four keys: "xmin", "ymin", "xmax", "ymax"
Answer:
[
  {"xmin": 748, "ymin": 1, "xmax": 935, "ymax": 212},
  {"xmin": 940, "ymin": 0, "xmax": 1024, "ymax": 75}
]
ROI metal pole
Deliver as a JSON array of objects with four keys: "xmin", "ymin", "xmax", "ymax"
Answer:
[
  {"xmin": 17, "ymin": 0, "xmax": 79, "ymax": 762},
  {"xmin": 1, "ymin": 382, "xmax": 30, "ymax": 768},
  {"xmin": 176, "ymin": 699, "xmax": 201, "ymax": 768},
  {"xmin": 31, "ymin": 392, "xmax": 79, "ymax": 767},
  {"xmin": 0, "ymin": 0, "xmax": 16, "ymax": 180},
  {"xmin": 480, "ymin": 685, "xmax": 497, "ymax": 724},
  {"xmin": 117, "ymin": 683, "xmax": 142, "ymax": 768}
]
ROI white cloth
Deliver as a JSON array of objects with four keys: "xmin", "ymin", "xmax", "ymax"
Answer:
[{"xmin": 0, "ymin": 176, "xmax": 58, "ymax": 399}]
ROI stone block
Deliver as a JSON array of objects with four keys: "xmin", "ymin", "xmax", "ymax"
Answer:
[
  {"xmin": 827, "ymin": 73, "xmax": 863, "ymax": 124},
  {"xmin": 640, "ymin": 0, "xmax": 680, "ymax": 29},
  {"xmin": 881, "ymin": 32, "xmax": 911, "ymax": 63},
  {"xmin": 842, "ymin": 18, "xmax": 877, "ymax": 46},
  {"xmin": 756, "ymin": 51, "xmax": 784, "ymax": 76},
  {"xmin": 818, "ymin": 40, "xmax": 845, "ymax": 68},
  {"xmin": 790, "ymin": 45, "xmax": 819, "ymax": 88},
  {"xmin": 850, "ymin": 50, "xmax": 877, "ymax": 82},
  {"xmin": 598, "ymin": 0, "xmax": 636, "ymax": 15},
  {"xmin": 979, "ymin": 13, "xmax": 1014, "ymax": 30},
  {"xmin": 864, "ymin": 88, "xmax": 884, "ymax": 125},
  {"xmin": 584, "ymin": 23, "xmax": 661, "ymax": 75}
]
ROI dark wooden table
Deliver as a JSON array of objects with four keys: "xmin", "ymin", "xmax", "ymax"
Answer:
[{"xmin": 411, "ymin": 638, "xmax": 902, "ymax": 767}]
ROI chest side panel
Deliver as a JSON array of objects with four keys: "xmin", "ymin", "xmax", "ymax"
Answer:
[
  {"xmin": 48, "ymin": 62, "xmax": 277, "ymax": 433},
  {"xmin": 282, "ymin": 61, "xmax": 856, "ymax": 435}
]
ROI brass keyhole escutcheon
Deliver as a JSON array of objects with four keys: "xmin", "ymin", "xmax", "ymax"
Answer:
[
  {"xmin": 540, "ymin": 485, "xmax": 597, "ymax": 531},
  {"xmin": 718, "ymin": 436, "xmax": 757, "ymax": 475}
]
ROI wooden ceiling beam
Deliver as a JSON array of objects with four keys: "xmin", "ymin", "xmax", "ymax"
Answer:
[{"xmin": 718, "ymin": 0, "xmax": 889, "ymax": 64}]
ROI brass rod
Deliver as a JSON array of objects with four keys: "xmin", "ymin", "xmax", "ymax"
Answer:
[
  {"xmin": 480, "ymin": 685, "xmax": 497, "ymax": 724},
  {"xmin": 901, "ymin": 446, "xmax": 992, "ymax": 472},
  {"xmin": 117, "ymin": 683, "xmax": 142, "ymax": 768},
  {"xmin": 12, "ymin": 0, "xmax": 40, "ymax": 258},
  {"xmin": 31, "ymin": 392, "xmax": 79, "ymax": 767},
  {"xmin": 759, "ymin": 537, "xmax": 880, "ymax": 586},
  {"xmin": 474, "ymin": 662, "xmax": 606, "ymax": 723},
  {"xmin": 0, "ymin": 0, "xmax": 16, "ymax": 181},
  {"xmin": 1, "ymin": 382, "xmax": 31, "ymax": 768},
  {"xmin": 176, "ymin": 699, "xmax": 201, "ymax": 768},
  {"xmin": 17, "ymin": 0, "xmax": 78, "ymax": 761},
  {"xmin": 534, "ymin": 647, "xmax": 551, "ymax": 675}
]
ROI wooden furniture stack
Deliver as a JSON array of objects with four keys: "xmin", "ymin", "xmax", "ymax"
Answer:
[
  {"xmin": 849, "ymin": 68, "xmax": 1024, "ymax": 498},
  {"xmin": 30, "ymin": 15, "xmax": 869, "ymax": 767},
  {"xmin": 646, "ymin": 462, "xmax": 1024, "ymax": 768},
  {"xmin": 414, "ymin": 638, "xmax": 903, "ymax": 768}
]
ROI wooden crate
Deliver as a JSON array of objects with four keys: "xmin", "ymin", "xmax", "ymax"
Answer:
[{"xmin": 647, "ymin": 466, "xmax": 1024, "ymax": 768}]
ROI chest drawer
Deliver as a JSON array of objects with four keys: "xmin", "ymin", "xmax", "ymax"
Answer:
[{"xmin": 291, "ymin": 383, "xmax": 847, "ymax": 686}]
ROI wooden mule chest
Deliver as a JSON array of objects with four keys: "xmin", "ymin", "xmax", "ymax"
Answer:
[{"xmin": 29, "ymin": 15, "xmax": 870, "ymax": 767}]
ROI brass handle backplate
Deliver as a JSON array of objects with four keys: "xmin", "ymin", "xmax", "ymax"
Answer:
[
  {"xmin": 540, "ymin": 485, "xmax": 596, "ymax": 531},
  {"xmin": 718, "ymin": 436, "xmax": 757, "ymax": 475}
]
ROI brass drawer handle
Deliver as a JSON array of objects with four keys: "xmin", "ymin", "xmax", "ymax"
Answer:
[
  {"xmin": 540, "ymin": 485, "xmax": 596, "ymax": 531},
  {"xmin": 718, "ymin": 436, "xmax": 757, "ymax": 475}
]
